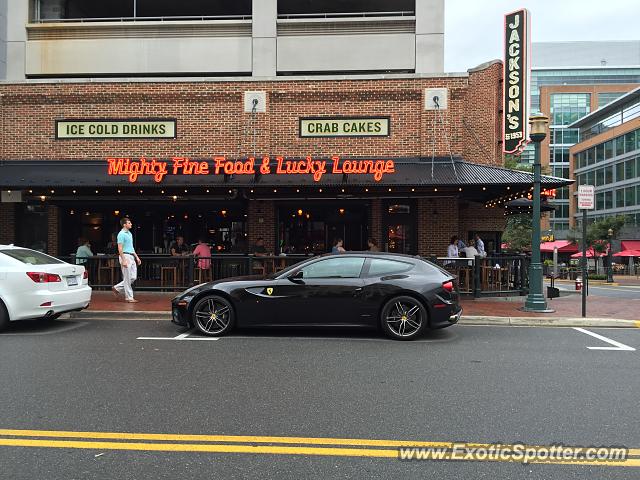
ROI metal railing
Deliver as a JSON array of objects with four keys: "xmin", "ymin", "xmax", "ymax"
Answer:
[
  {"xmin": 428, "ymin": 255, "xmax": 531, "ymax": 298},
  {"xmin": 64, "ymin": 254, "xmax": 312, "ymax": 291}
]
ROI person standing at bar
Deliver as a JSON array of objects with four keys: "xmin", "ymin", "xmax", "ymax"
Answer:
[
  {"xmin": 475, "ymin": 234, "xmax": 486, "ymax": 257},
  {"xmin": 112, "ymin": 217, "xmax": 141, "ymax": 303}
]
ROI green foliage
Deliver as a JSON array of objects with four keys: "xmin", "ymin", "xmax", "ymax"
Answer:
[
  {"xmin": 567, "ymin": 215, "xmax": 626, "ymax": 251},
  {"xmin": 504, "ymin": 155, "xmax": 532, "ymax": 172},
  {"xmin": 588, "ymin": 274, "xmax": 607, "ymax": 281},
  {"xmin": 502, "ymin": 214, "xmax": 532, "ymax": 252}
]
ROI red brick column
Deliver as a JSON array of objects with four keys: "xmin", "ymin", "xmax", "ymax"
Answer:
[
  {"xmin": 418, "ymin": 197, "xmax": 459, "ymax": 257},
  {"xmin": 47, "ymin": 205, "xmax": 60, "ymax": 256},
  {"xmin": 0, "ymin": 203, "xmax": 16, "ymax": 245},
  {"xmin": 247, "ymin": 200, "xmax": 276, "ymax": 253},
  {"xmin": 369, "ymin": 199, "xmax": 383, "ymax": 249}
]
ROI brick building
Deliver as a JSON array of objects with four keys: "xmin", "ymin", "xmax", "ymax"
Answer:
[{"xmin": 0, "ymin": 0, "xmax": 568, "ymax": 260}]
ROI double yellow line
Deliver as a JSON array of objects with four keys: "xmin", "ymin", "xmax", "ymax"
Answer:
[{"xmin": 0, "ymin": 429, "xmax": 638, "ymax": 467}]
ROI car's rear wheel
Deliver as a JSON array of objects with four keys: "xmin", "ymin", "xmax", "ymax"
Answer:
[
  {"xmin": 192, "ymin": 295, "xmax": 235, "ymax": 336},
  {"xmin": 380, "ymin": 296, "xmax": 427, "ymax": 340},
  {"xmin": 0, "ymin": 301, "xmax": 9, "ymax": 332}
]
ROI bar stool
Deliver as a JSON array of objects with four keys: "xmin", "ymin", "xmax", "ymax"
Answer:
[
  {"xmin": 161, "ymin": 266, "xmax": 177, "ymax": 288},
  {"xmin": 194, "ymin": 267, "xmax": 212, "ymax": 284},
  {"xmin": 99, "ymin": 258, "xmax": 118, "ymax": 285}
]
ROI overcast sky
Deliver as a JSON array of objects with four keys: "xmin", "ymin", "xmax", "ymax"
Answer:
[{"xmin": 444, "ymin": 0, "xmax": 640, "ymax": 72}]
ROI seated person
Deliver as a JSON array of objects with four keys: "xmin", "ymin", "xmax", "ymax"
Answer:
[
  {"xmin": 170, "ymin": 235, "xmax": 191, "ymax": 284},
  {"xmin": 251, "ymin": 237, "xmax": 268, "ymax": 256},
  {"xmin": 75, "ymin": 238, "xmax": 93, "ymax": 265},
  {"xmin": 192, "ymin": 237, "xmax": 212, "ymax": 270},
  {"xmin": 170, "ymin": 236, "xmax": 190, "ymax": 256},
  {"xmin": 250, "ymin": 237, "xmax": 269, "ymax": 273}
]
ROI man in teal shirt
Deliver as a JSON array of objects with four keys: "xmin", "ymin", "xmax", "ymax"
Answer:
[{"xmin": 112, "ymin": 217, "xmax": 142, "ymax": 303}]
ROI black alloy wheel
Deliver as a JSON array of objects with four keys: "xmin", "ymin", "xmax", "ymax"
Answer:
[
  {"xmin": 192, "ymin": 295, "xmax": 235, "ymax": 336},
  {"xmin": 380, "ymin": 296, "xmax": 428, "ymax": 340}
]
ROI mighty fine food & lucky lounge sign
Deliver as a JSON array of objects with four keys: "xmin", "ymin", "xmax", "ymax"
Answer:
[{"xmin": 503, "ymin": 9, "xmax": 530, "ymax": 155}]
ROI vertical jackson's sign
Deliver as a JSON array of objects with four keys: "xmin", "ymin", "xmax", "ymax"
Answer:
[{"xmin": 503, "ymin": 8, "xmax": 530, "ymax": 155}]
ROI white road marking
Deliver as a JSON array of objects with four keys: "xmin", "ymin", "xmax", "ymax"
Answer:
[
  {"xmin": 573, "ymin": 327, "xmax": 636, "ymax": 351},
  {"xmin": 137, "ymin": 331, "xmax": 219, "ymax": 341}
]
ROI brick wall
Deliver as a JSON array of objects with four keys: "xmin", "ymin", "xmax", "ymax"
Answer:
[
  {"xmin": 458, "ymin": 202, "xmax": 506, "ymax": 243},
  {"xmin": 47, "ymin": 205, "xmax": 60, "ymax": 256},
  {"xmin": 247, "ymin": 200, "xmax": 275, "ymax": 253},
  {"xmin": 417, "ymin": 197, "xmax": 459, "ymax": 257},
  {"xmin": 0, "ymin": 65, "xmax": 502, "ymax": 164},
  {"xmin": 369, "ymin": 199, "xmax": 383, "ymax": 249},
  {"xmin": 0, "ymin": 203, "xmax": 16, "ymax": 244}
]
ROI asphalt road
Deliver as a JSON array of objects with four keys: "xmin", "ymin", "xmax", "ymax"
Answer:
[{"xmin": 1, "ymin": 319, "xmax": 639, "ymax": 479}]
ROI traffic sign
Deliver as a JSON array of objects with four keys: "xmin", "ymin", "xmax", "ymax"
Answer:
[{"xmin": 578, "ymin": 185, "xmax": 594, "ymax": 210}]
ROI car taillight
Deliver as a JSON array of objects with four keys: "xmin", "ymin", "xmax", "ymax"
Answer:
[
  {"xmin": 83, "ymin": 270, "xmax": 88, "ymax": 279},
  {"xmin": 442, "ymin": 280, "xmax": 454, "ymax": 293},
  {"xmin": 26, "ymin": 272, "xmax": 62, "ymax": 283}
]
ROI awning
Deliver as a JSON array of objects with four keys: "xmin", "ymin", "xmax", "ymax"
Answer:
[
  {"xmin": 613, "ymin": 249, "xmax": 640, "ymax": 257},
  {"xmin": 621, "ymin": 240, "xmax": 640, "ymax": 251},
  {"xmin": 571, "ymin": 247, "xmax": 609, "ymax": 258},
  {"xmin": 540, "ymin": 241, "xmax": 579, "ymax": 253},
  {"xmin": 0, "ymin": 157, "xmax": 572, "ymax": 195}
]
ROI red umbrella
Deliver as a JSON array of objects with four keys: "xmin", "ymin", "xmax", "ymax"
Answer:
[{"xmin": 613, "ymin": 249, "xmax": 640, "ymax": 257}]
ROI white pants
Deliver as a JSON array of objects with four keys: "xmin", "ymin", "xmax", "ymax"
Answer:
[{"xmin": 114, "ymin": 256, "xmax": 138, "ymax": 300}]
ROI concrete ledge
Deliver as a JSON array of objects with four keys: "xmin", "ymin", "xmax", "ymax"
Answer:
[
  {"xmin": 461, "ymin": 316, "xmax": 639, "ymax": 328},
  {"xmin": 64, "ymin": 311, "xmax": 172, "ymax": 321}
]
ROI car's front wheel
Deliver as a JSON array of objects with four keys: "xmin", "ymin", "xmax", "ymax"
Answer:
[
  {"xmin": 380, "ymin": 296, "xmax": 428, "ymax": 340},
  {"xmin": 192, "ymin": 295, "xmax": 235, "ymax": 336}
]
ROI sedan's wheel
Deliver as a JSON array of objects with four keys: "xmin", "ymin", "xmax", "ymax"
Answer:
[
  {"xmin": 192, "ymin": 295, "xmax": 235, "ymax": 336},
  {"xmin": 0, "ymin": 302, "xmax": 8, "ymax": 332},
  {"xmin": 380, "ymin": 296, "xmax": 427, "ymax": 340}
]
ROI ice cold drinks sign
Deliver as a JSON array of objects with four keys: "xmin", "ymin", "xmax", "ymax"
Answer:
[{"xmin": 57, "ymin": 120, "xmax": 176, "ymax": 139}]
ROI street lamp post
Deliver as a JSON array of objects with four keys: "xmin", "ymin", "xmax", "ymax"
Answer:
[
  {"xmin": 524, "ymin": 114, "xmax": 553, "ymax": 312},
  {"xmin": 607, "ymin": 228, "xmax": 614, "ymax": 283}
]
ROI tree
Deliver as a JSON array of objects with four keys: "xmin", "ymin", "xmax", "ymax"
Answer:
[
  {"xmin": 567, "ymin": 215, "xmax": 626, "ymax": 272},
  {"xmin": 502, "ymin": 214, "xmax": 532, "ymax": 252}
]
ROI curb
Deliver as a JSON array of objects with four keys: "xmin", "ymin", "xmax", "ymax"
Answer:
[
  {"xmin": 460, "ymin": 316, "xmax": 639, "ymax": 328},
  {"xmin": 65, "ymin": 311, "xmax": 640, "ymax": 328}
]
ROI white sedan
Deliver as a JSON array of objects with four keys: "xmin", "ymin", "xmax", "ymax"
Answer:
[{"xmin": 0, "ymin": 245, "xmax": 92, "ymax": 330}]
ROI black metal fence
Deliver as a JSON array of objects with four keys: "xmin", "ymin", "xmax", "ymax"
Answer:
[
  {"xmin": 64, "ymin": 253, "xmax": 533, "ymax": 296},
  {"xmin": 426, "ymin": 255, "xmax": 531, "ymax": 297},
  {"xmin": 62, "ymin": 254, "xmax": 313, "ymax": 291}
]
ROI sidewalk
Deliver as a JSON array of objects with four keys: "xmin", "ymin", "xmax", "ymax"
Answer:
[{"xmin": 80, "ymin": 284, "xmax": 640, "ymax": 327}]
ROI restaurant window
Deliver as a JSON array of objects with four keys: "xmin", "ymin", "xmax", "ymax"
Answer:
[
  {"xmin": 277, "ymin": 203, "xmax": 368, "ymax": 255},
  {"xmin": 384, "ymin": 201, "xmax": 416, "ymax": 255},
  {"xmin": 16, "ymin": 204, "xmax": 48, "ymax": 253}
]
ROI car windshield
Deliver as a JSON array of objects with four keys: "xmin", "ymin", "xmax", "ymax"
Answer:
[{"xmin": 0, "ymin": 248, "xmax": 64, "ymax": 265}]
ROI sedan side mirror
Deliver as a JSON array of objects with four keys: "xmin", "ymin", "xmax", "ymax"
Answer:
[{"xmin": 288, "ymin": 270, "xmax": 304, "ymax": 282}]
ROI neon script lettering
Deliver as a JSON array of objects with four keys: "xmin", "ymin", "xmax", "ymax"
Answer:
[{"xmin": 107, "ymin": 156, "xmax": 395, "ymax": 183}]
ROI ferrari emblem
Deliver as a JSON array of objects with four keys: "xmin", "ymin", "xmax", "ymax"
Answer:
[{"xmin": 266, "ymin": 288, "xmax": 273, "ymax": 295}]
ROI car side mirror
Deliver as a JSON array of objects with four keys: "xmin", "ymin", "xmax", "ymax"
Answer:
[{"xmin": 288, "ymin": 270, "xmax": 304, "ymax": 282}]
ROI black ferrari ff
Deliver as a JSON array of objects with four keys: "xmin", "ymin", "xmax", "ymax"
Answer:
[{"xmin": 171, "ymin": 252, "xmax": 461, "ymax": 340}]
